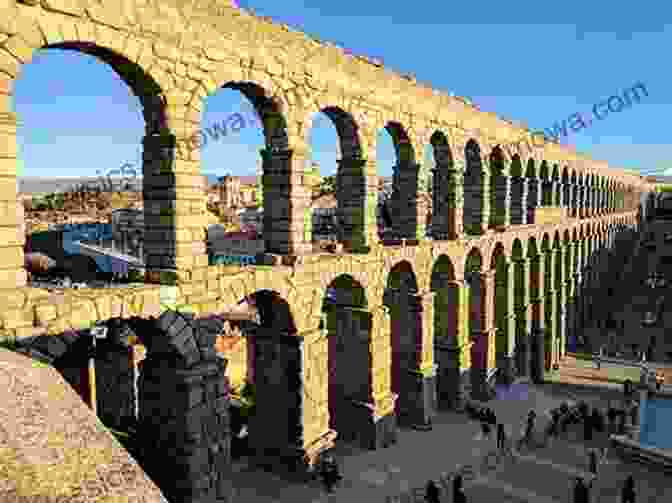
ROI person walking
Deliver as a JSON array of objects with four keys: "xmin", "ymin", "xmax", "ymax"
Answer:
[
  {"xmin": 425, "ymin": 480, "xmax": 440, "ymax": 503},
  {"xmin": 319, "ymin": 454, "xmax": 342, "ymax": 493},
  {"xmin": 497, "ymin": 423, "xmax": 506, "ymax": 452},
  {"xmin": 608, "ymin": 402, "xmax": 617, "ymax": 434},
  {"xmin": 588, "ymin": 449, "xmax": 598, "ymax": 477},
  {"xmin": 453, "ymin": 475, "xmax": 466, "ymax": 503},
  {"xmin": 583, "ymin": 405, "xmax": 593, "ymax": 442},
  {"xmin": 518, "ymin": 410, "xmax": 536, "ymax": 450},
  {"xmin": 488, "ymin": 408, "xmax": 497, "ymax": 426},
  {"xmin": 573, "ymin": 477, "xmax": 590, "ymax": 503},
  {"xmin": 481, "ymin": 417, "xmax": 492, "ymax": 441},
  {"xmin": 592, "ymin": 407, "xmax": 604, "ymax": 433},
  {"xmin": 621, "ymin": 475, "xmax": 636, "ymax": 503}
]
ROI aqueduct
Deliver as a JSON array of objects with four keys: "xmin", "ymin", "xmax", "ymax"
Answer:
[{"xmin": 0, "ymin": 0, "xmax": 655, "ymax": 479}]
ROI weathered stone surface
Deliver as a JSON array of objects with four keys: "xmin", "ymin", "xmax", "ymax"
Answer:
[{"xmin": 0, "ymin": 347, "xmax": 167, "ymax": 502}]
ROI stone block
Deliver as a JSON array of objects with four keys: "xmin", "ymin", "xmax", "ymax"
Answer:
[{"xmin": 28, "ymin": 333, "xmax": 68, "ymax": 359}]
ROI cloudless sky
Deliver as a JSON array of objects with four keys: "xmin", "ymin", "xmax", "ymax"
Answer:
[{"xmin": 12, "ymin": 0, "xmax": 672, "ymax": 180}]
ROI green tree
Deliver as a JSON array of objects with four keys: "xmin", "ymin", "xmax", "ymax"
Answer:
[{"xmin": 319, "ymin": 175, "xmax": 336, "ymax": 194}]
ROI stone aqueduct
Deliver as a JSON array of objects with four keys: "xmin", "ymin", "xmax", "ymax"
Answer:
[{"xmin": 0, "ymin": 0, "xmax": 656, "ymax": 469}]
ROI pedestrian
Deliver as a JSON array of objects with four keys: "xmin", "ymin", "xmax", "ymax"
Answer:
[
  {"xmin": 425, "ymin": 480, "xmax": 440, "ymax": 503},
  {"xmin": 319, "ymin": 454, "xmax": 341, "ymax": 493},
  {"xmin": 488, "ymin": 408, "xmax": 497, "ymax": 426},
  {"xmin": 588, "ymin": 449, "xmax": 598, "ymax": 476},
  {"xmin": 497, "ymin": 423, "xmax": 506, "ymax": 452},
  {"xmin": 608, "ymin": 402, "xmax": 617, "ymax": 434},
  {"xmin": 618, "ymin": 409, "xmax": 627, "ymax": 435},
  {"xmin": 550, "ymin": 409, "xmax": 560, "ymax": 438},
  {"xmin": 621, "ymin": 475, "xmax": 636, "ymax": 503},
  {"xmin": 583, "ymin": 405, "xmax": 593, "ymax": 442},
  {"xmin": 573, "ymin": 477, "xmax": 589, "ymax": 503},
  {"xmin": 592, "ymin": 407, "xmax": 604, "ymax": 433},
  {"xmin": 520, "ymin": 410, "xmax": 536, "ymax": 449},
  {"xmin": 481, "ymin": 419, "xmax": 491, "ymax": 440},
  {"xmin": 453, "ymin": 475, "xmax": 466, "ymax": 503}
]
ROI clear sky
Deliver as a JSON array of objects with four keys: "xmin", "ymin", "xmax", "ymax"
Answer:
[{"xmin": 12, "ymin": 0, "xmax": 671, "ymax": 180}]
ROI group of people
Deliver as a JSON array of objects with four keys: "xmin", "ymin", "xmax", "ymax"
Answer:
[
  {"xmin": 424, "ymin": 475, "xmax": 465, "ymax": 503},
  {"xmin": 316, "ymin": 398, "xmax": 640, "ymax": 503},
  {"xmin": 573, "ymin": 475, "xmax": 636, "ymax": 503}
]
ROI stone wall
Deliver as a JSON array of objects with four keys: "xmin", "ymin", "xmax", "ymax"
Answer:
[
  {"xmin": 0, "ymin": 347, "xmax": 168, "ymax": 502},
  {"xmin": 135, "ymin": 310, "xmax": 233, "ymax": 503}
]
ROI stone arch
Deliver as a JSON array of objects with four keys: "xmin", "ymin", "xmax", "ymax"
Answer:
[
  {"xmin": 569, "ymin": 170, "xmax": 579, "ymax": 217},
  {"xmin": 526, "ymin": 158, "xmax": 540, "ymax": 224},
  {"xmin": 587, "ymin": 173, "xmax": 596, "ymax": 215},
  {"xmin": 384, "ymin": 260, "xmax": 425, "ymax": 426},
  {"xmin": 430, "ymin": 255, "xmax": 464, "ymax": 409},
  {"xmin": 209, "ymin": 81, "xmax": 295, "ymax": 254},
  {"xmin": 8, "ymin": 37, "xmax": 167, "ymax": 284},
  {"xmin": 551, "ymin": 164, "xmax": 561, "ymax": 206},
  {"xmin": 509, "ymin": 154, "xmax": 526, "ymax": 225},
  {"xmin": 463, "ymin": 139, "xmax": 486, "ymax": 235},
  {"xmin": 511, "ymin": 238, "xmax": 529, "ymax": 378},
  {"xmin": 491, "ymin": 242, "xmax": 512, "ymax": 384},
  {"xmin": 464, "ymin": 247, "xmax": 491, "ymax": 398},
  {"xmin": 561, "ymin": 166, "xmax": 570, "ymax": 211},
  {"xmin": 540, "ymin": 161, "xmax": 553, "ymax": 206},
  {"xmin": 386, "ymin": 121, "xmax": 423, "ymax": 240},
  {"xmin": 222, "ymin": 290, "xmax": 303, "ymax": 466},
  {"xmin": 488, "ymin": 146, "xmax": 508, "ymax": 229},
  {"xmin": 527, "ymin": 236, "xmax": 544, "ymax": 382},
  {"xmin": 314, "ymin": 106, "xmax": 370, "ymax": 251},
  {"xmin": 430, "ymin": 131, "xmax": 458, "ymax": 239},
  {"xmin": 540, "ymin": 233, "xmax": 555, "ymax": 370},
  {"xmin": 323, "ymin": 274, "xmax": 374, "ymax": 447}
]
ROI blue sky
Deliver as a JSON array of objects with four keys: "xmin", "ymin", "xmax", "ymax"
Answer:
[{"xmin": 12, "ymin": 0, "xmax": 671, "ymax": 180}]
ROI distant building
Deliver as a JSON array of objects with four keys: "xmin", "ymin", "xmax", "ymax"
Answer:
[
  {"xmin": 110, "ymin": 208, "xmax": 144, "ymax": 257},
  {"xmin": 217, "ymin": 175, "xmax": 258, "ymax": 208}
]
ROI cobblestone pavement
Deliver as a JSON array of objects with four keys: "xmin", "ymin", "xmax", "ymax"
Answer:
[{"xmin": 223, "ymin": 375, "xmax": 672, "ymax": 503}]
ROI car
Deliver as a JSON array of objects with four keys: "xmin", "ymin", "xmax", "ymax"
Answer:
[
  {"xmin": 657, "ymin": 278, "xmax": 667, "ymax": 288},
  {"xmin": 665, "ymin": 233, "xmax": 672, "ymax": 242},
  {"xmin": 643, "ymin": 312, "xmax": 658, "ymax": 326}
]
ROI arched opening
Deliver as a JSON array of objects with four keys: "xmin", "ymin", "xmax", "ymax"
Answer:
[
  {"xmin": 488, "ymin": 147, "xmax": 507, "ymax": 229},
  {"xmin": 527, "ymin": 237, "xmax": 544, "ymax": 382},
  {"xmin": 463, "ymin": 140, "xmax": 485, "ymax": 235},
  {"xmin": 512, "ymin": 239, "xmax": 529, "ymax": 377},
  {"xmin": 525, "ymin": 159, "xmax": 539, "ymax": 224},
  {"xmin": 552, "ymin": 165, "xmax": 561, "ymax": 207},
  {"xmin": 385, "ymin": 261, "xmax": 424, "ymax": 426},
  {"xmin": 16, "ymin": 45, "xmax": 160, "ymax": 287},
  {"xmin": 561, "ymin": 167, "xmax": 570, "ymax": 214},
  {"xmin": 309, "ymin": 107, "xmax": 370, "ymax": 252},
  {"xmin": 201, "ymin": 82, "xmax": 293, "ymax": 257},
  {"xmin": 564, "ymin": 230, "xmax": 576, "ymax": 352},
  {"xmin": 215, "ymin": 290, "xmax": 301, "ymax": 466},
  {"xmin": 430, "ymin": 255, "xmax": 464, "ymax": 409},
  {"xmin": 570, "ymin": 172, "xmax": 578, "ymax": 217},
  {"xmin": 379, "ymin": 122, "xmax": 422, "ymax": 241},
  {"xmin": 323, "ymin": 275, "xmax": 375, "ymax": 448},
  {"xmin": 465, "ymin": 248, "xmax": 491, "ymax": 399},
  {"xmin": 541, "ymin": 234, "xmax": 553, "ymax": 371},
  {"xmin": 540, "ymin": 161, "xmax": 552, "ymax": 207},
  {"xmin": 491, "ymin": 243, "xmax": 512, "ymax": 384},
  {"xmin": 509, "ymin": 155, "xmax": 525, "ymax": 225},
  {"xmin": 552, "ymin": 232, "xmax": 562, "ymax": 365},
  {"xmin": 430, "ymin": 132, "xmax": 456, "ymax": 239}
]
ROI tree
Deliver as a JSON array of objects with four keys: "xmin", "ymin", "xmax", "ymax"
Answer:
[{"xmin": 319, "ymin": 175, "xmax": 336, "ymax": 195}]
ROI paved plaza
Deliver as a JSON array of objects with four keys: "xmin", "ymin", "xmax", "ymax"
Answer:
[{"xmin": 226, "ymin": 376, "xmax": 672, "ymax": 502}]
